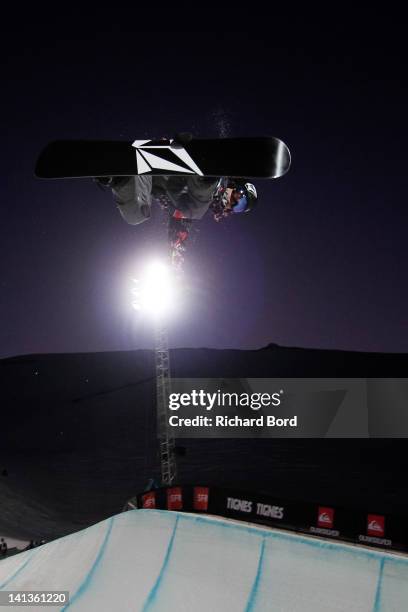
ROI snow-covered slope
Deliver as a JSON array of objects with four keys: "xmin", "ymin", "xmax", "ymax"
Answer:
[{"xmin": 0, "ymin": 509, "xmax": 407, "ymax": 611}]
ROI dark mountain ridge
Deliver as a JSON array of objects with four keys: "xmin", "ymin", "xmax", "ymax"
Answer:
[{"xmin": 0, "ymin": 344, "xmax": 407, "ymax": 540}]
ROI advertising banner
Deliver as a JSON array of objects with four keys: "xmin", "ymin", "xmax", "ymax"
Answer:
[{"xmin": 137, "ymin": 485, "xmax": 408, "ymax": 553}]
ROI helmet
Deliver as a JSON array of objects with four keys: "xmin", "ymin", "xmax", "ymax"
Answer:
[{"xmin": 230, "ymin": 181, "xmax": 258, "ymax": 213}]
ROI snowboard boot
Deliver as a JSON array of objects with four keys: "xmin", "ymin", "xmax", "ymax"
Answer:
[
  {"xmin": 172, "ymin": 132, "xmax": 193, "ymax": 148},
  {"xmin": 94, "ymin": 176, "xmax": 130, "ymax": 191},
  {"xmin": 94, "ymin": 176, "xmax": 114, "ymax": 190}
]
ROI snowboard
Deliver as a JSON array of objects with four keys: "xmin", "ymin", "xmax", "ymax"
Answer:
[{"xmin": 35, "ymin": 136, "xmax": 291, "ymax": 180}]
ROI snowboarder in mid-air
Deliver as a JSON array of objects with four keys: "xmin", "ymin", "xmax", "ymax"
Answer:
[
  {"xmin": 95, "ymin": 163, "xmax": 258, "ymax": 271},
  {"xmin": 35, "ymin": 132, "xmax": 291, "ymax": 270},
  {"xmin": 94, "ymin": 132, "xmax": 258, "ymax": 271}
]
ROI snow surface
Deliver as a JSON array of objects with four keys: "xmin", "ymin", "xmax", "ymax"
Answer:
[{"xmin": 0, "ymin": 510, "xmax": 407, "ymax": 611}]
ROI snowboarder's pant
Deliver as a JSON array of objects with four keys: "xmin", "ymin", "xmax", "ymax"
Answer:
[
  {"xmin": 113, "ymin": 176, "xmax": 153, "ymax": 226},
  {"xmin": 112, "ymin": 175, "xmax": 218, "ymax": 224}
]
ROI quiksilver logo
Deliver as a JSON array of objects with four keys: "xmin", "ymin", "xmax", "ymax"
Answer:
[
  {"xmin": 319, "ymin": 512, "xmax": 331, "ymax": 524},
  {"xmin": 368, "ymin": 520, "xmax": 383, "ymax": 532}
]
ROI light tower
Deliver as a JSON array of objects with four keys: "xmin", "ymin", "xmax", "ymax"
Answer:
[
  {"xmin": 154, "ymin": 316, "xmax": 176, "ymax": 485},
  {"xmin": 131, "ymin": 261, "xmax": 177, "ymax": 485}
]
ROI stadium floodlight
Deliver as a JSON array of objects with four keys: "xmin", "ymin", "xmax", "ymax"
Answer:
[{"xmin": 131, "ymin": 260, "xmax": 175, "ymax": 319}]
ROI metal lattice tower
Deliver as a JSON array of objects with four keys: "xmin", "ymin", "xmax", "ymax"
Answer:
[{"xmin": 154, "ymin": 318, "xmax": 177, "ymax": 486}]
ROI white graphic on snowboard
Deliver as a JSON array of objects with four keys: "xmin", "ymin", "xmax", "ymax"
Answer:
[{"xmin": 132, "ymin": 140, "xmax": 203, "ymax": 176}]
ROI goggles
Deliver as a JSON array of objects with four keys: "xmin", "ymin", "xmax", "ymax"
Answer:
[{"xmin": 231, "ymin": 189, "xmax": 248, "ymax": 213}]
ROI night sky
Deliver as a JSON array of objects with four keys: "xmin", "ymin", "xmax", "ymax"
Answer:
[{"xmin": 1, "ymin": 28, "xmax": 407, "ymax": 358}]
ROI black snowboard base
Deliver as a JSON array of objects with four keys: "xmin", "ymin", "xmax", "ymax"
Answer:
[{"xmin": 35, "ymin": 136, "xmax": 291, "ymax": 180}]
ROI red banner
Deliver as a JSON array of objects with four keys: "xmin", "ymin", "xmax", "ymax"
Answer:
[
  {"xmin": 194, "ymin": 487, "xmax": 209, "ymax": 511},
  {"xmin": 367, "ymin": 514, "xmax": 385, "ymax": 537},
  {"xmin": 142, "ymin": 492, "xmax": 156, "ymax": 509},
  {"xmin": 317, "ymin": 506, "xmax": 334, "ymax": 529},
  {"xmin": 167, "ymin": 487, "xmax": 183, "ymax": 510}
]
